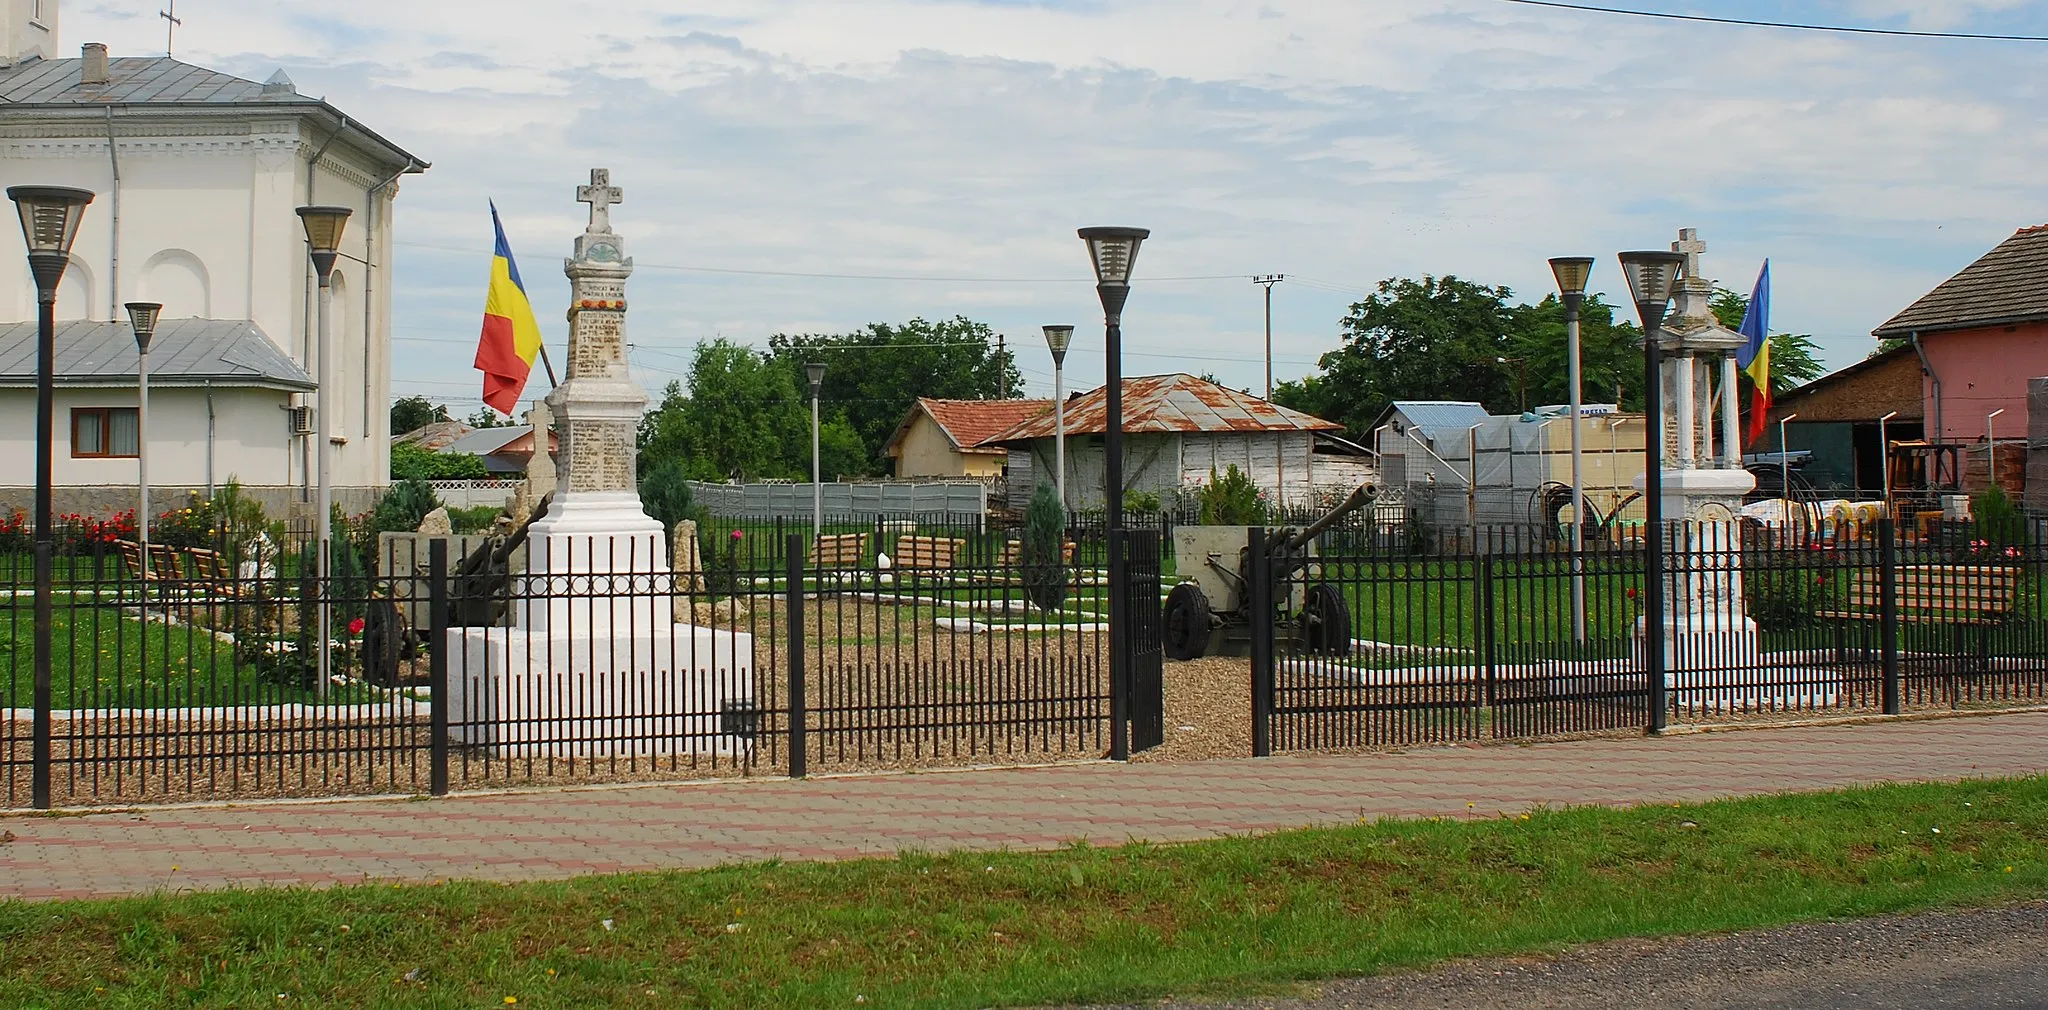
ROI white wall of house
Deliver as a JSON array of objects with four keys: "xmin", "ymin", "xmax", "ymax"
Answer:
[
  {"xmin": 0, "ymin": 78, "xmax": 407, "ymax": 492},
  {"xmin": 0, "ymin": 384, "xmax": 293, "ymax": 491}
]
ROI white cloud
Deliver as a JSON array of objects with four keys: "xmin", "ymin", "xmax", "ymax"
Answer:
[{"xmin": 57, "ymin": 0, "xmax": 2048, "ymax": 408}]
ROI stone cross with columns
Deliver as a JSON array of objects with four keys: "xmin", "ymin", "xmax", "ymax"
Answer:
[{"xmin": 576, "ymin": 169, "xmax": 623, "ymax": 234}]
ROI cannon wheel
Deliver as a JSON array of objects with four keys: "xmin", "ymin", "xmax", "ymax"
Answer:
[
  {"xmin": 361, "ymin": 595, "xmax": 414, "ymax": 687},
  {"xmin": 1162, "ymin": 582, "xmax": 1211, "ymax": 661},
  {"xmin": 1301, "ymin": 582, "xmax": 1352, "ymax": 656}
]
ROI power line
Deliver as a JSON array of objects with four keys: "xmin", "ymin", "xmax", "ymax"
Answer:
[
  {"xmin": 394, "ymin": 240, "xmax": 1247, "ymax": 284},
  {"xmin": 1496, "ymin": 0, "xmax": 2048, "ymax": 41}
]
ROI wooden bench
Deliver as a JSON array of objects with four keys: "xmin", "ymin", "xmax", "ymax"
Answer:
[
  {"xmin": 1818, "ymin": 564, "xmax": 2018, "ymax": 667},
  {"xmin": 115, "ymin": 540, "xmax": 156, "ymax": 584},
  {"xmin": 997, "ymin": 540, "xmax": 1076, "ymax": 567},
  {"xmin": 810, "ymin": 532, "xmax": 870, "ymax": 569},
  {"xmin": 895, "ymin": 535, "xmax": 965, "ymax": 574},
  {"xmin": 183, "ymin": 546, "xmax": 243, "ymax": 598}
]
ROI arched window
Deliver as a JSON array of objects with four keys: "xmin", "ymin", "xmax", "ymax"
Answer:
[{"xmin": 139, "ymin": 249, "xmax": 212, "ymax": 319}]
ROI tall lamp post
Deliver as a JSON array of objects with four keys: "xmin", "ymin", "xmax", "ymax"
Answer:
[
  {"xmin": 297, "ymin": 204, "xmax": 351, "ymax": 699},
  {"xmin": 1779, "ymin": 412, "xmax": 1800, "ymax": 534},
  {"xmin": 1616, "ymin": 249, "xmax": 1685, "ymax": 735},
  {"xmin": 806, "ymin": 361, "xmax": 826, "ymax": 539},
  {"xmin": 1987, "ymin": 407, "xmax": 2007, "ymax": 495},
  {"xmin": 1042, "ymin": 325, "xmax": 1074, "ymax": 511},
  {"xmin": 8, "ymin": 184, "xmax": 95, "ymax": 810},
  {"xmin": 125, "ymin": 301, "xmax": 162, "ymax": 596},
  {"xmin": 1877, "ymin": 410, "xmax": 1899, "ymax": 500},
  {"xmin": 1078, "ymin": 225, "xmax": 1148, "ymax": 762},
  {"xmin": 1549, "ymin": 256, "xmax": 1595, "ymax": 642}
]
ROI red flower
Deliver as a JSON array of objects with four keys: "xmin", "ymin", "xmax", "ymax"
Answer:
[
  {"xmin": 730, "ymin": 530, "xmax": 744, "ymax": 541},
  {"xmin": 1625, "ymin": 587, "xmax": 1640, "ymax": 600},
  {"xmin": 347, "ymin": 617, "xmax": 366, "ymax": 636}
]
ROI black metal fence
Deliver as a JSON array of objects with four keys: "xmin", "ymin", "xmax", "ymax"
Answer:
[
  {"xmin": 1, "ymin": 515, "xmax": 1138, "ymax": 808},
  {"xmin": 9, "ymin": 506, "xmax": 2048, "ymax": 809},
  {"xmin": 1249, "ymin": 515, "xmax": 2048, "ymax": 754}
]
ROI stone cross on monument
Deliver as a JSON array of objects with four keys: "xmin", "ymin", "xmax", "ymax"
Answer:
[{"xmin": 577, "ymin": 170, "xmax": 623, "ymax": 233}]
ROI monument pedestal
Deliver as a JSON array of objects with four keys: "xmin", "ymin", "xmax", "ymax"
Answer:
[{"xmin": 440, "ymin": 170, "xmax": 755, "ymax": 758}]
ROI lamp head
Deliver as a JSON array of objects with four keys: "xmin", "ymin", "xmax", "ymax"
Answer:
[
  {"xmin": 125, "ymin": 302, "xmax": 163, "ymax": 353},
  {"xmin": 804, "ymin": 361, "xmax": 826, "ymax": 393},
  {"xmin": 1616, "ymin": 250, "xmax": 1685, "ymax": 310},
  {"xmin": 1548, "ymin": 256, "xmax": 1594, "ymax": 297},
  {"xmin": 1042, "ymin": 324, "xmax": 1074, "ymax": 362},
  {"xmin": 7, "ymin": 185, "xmax": 94, "ymax": 262},
  {"xmin": 1077, "ymin": 226, "xmax": 1149, "ymax": 286},
  {"xmin": 295, "ymin": 205, "xmax": 352, "ymax": 254}
]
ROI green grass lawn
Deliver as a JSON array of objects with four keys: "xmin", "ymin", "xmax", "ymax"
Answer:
[
  {"xmin": 0, "ymin": 599, "xmax": 374, "ymax": 710},
  {"xmin": 2, "ymin": 776, "xmax": 2044, "ymax": 1008}
]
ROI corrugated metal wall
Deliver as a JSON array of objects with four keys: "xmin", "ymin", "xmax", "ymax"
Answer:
[{"xmin": 689, "ymin": 481, "xmax": 987, "ymax": 518}]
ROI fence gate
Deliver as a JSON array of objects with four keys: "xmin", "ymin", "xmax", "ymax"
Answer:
[{"xmin": 1123, "ymin": 529, "xmax": 1165, "ymax": 753}]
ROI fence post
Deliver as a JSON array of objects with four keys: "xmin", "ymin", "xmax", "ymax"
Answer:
[
  {"xmin": 1248, "ymin": 527, "xmax": 1273, "ymax": 757},
  {"xmin": 1478, "ymin": 553, "xmax": 1497, "ymax": 711},
  {"xmin": 428, "ymin": 538, "xmax": 449, "ymax": 796},
  {"xmin": 1879, "ymin": 515, "xmax": 1901, "ymax": 715},
  {"xmin": 785, "ymin": 534, "xmax": 807, "ymax": 779}
]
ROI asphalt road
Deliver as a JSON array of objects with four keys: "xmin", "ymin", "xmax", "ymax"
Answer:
[{"xmin": 1070, "ymin": 901, "xmax": 2048, "ymax": 1010}]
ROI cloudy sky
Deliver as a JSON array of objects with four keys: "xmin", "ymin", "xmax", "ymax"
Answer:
[{"xmin": 68, "ymin": 0, "xmax": 2048, "ymax": 414}]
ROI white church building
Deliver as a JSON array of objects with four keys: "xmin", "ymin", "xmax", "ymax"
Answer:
[{"xmin": 0, "ymin": 1, "xmax": 425, "ymax": 519}]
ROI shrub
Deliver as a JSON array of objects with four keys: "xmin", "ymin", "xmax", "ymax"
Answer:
[
  {"xmin": 1122, "ymin": 489, "xmax": 1163, "ymax": 515},
  {"xmin": 449, "ymin": 505, "xmax": 504, "ymax": 534},
  {"xmin": 640, "ymin": 459, "xmax": 703, "ymax": 542},
  {"xmin": 371, "ymin": 479, "xmax": 441, "ymax": 535},
  {"xmin": 1970, "ymin": 485, "xmax": 2027, "ymax": 552},
  {"xmin": 1021, "ymin": 481, "xmax": 1068, "ymax": 613},
  {"xmin": 390, "ymin": 442, "xmax": 490, "ymax": 481},
  {"xmin": 1744, "ymin": 564, "xmax": 1838, "ymax": 632},
  {"xmin": 1196, "ymin": 465, "xmax": 1269, "ymax": 526}
]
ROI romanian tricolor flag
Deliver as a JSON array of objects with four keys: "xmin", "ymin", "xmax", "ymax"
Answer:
[
  {"xmin": 473, "ymin": 203, "xmax": 545, "ymax": 415},
  {"xmin": 1737, "ymin": 260, "xmax": 1772, "ymax": 447}
]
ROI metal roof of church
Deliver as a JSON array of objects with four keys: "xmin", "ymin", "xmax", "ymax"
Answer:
[
  {"xmin": 0, "ymin": 55, "xmax": 426, "ymax": 168},
  {"xmin": 0, "ymin": 318, "xmax": 313, "ymax": 390}
]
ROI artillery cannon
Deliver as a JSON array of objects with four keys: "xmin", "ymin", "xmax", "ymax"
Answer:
[
  {"xmin": 1161, "ymin": 483, "xmax": 1376, "ymax": 661},
  {"xmin": 446, "ymin": 492, "xmax": 552, "ymax": 628}
]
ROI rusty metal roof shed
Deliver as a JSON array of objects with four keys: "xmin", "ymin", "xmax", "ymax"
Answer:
[{"xmin": 980, "ymin": 373, "xmax": 1340, "ymax": 446}]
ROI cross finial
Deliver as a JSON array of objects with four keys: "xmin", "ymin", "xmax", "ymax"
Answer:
[
  {"xmin": 1673, "ymin": 227, "xmax": 1707, "ymax": 281},
  {"xmin": 576, "ymin": 169, "xmax": 624, "ymax": 235}
]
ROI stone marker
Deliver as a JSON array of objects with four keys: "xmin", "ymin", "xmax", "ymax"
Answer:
[
  {"xmin": 415, "ymin": 506, "xmax": 453, "ymax": 536},
  {"xmin": 671, "ymin": 518, "xmax": 703, "ymax": 621}
]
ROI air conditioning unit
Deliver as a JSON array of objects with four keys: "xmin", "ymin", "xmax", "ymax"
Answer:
[{"xmin": 288, "ymin": 405, "xmax": 314, "ymax": 436}]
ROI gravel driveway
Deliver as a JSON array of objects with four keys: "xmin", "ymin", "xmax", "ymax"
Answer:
[{"xmin": 1064, "ymin": 901, "xmax": 2048, "ymax": 1010}]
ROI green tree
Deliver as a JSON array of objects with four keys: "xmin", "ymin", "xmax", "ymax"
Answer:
[
  {"xmin": 1708, "ymin": 287, "xmax": 1826, "ymax": 396},
  {"xmin": 768, "ymin": 317, "xmax": 1019, "ymax": 475},
  {"xmin": 465, "ymin": 406, "xmax": 515, "ymax": 429},
  {"xmin": 1303, "ymin": 276, "xmax": 1522, "ymax": 435},
  {"xmin": 1505, "ymin": 294, "xmax": 1644, "ymax": 413},
  {"xmin": 1019, "ymin": 481, "xmax": 1068, "ymax": 613},
  {"xmin": 390, "ymin": 396, "xmax": 449, "ymax": 436},
  {"xmin": 639, "ymin": 458, "xmax": 701, "ymax": 542},
  {"xmin": 370, "ymin": 479, "xmax": 441, "ymax": 535},
  {"xmin": 390, "ymin": 442, "xmax": 490, "ymax": 481}
]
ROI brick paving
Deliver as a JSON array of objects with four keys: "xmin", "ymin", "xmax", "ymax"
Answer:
[{"xmin": 3, "ymin": 712, "xmax": 2045, "ymax": 902}]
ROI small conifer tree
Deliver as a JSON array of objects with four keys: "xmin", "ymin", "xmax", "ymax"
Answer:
[{"xmin": 1021, "ymin": 481, "xmax": 1068, "ymax": 613}]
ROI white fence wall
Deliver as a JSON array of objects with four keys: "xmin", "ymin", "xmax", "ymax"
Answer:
[{"xmin": 689, "ymin": 481, "xmax": 987, "ymax": 519}]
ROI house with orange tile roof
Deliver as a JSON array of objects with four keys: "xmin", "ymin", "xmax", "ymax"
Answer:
[{"xmin": 884, "ymin": 397, "xmax": 1052, "ymax": 478}]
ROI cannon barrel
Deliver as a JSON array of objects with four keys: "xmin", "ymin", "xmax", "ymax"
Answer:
[{"xmin": 1270, "ymin": 483, "xmax": 1377, "ymax": 557}]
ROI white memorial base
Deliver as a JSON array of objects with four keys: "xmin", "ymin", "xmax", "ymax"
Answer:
[
  {"xmin": 445, "ymin": 492, "xmax": 757, "ymax": 757},
  {"xmin": 446, "ymin": 624, "xmax": 755, "ymax": 757}
]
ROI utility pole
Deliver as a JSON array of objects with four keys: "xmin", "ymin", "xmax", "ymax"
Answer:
[
  {"xmin": 996, "ymin": 332, "xmax": 1006, "ymax": 399},
  {"xmin": 1254, "ymin": 275, "xmax": 1284, "ymax": 399}
]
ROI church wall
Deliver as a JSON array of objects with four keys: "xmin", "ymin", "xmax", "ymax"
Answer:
[{"xmin": 0, "ymin": 384, "xmax": 290, "ymax": 491}]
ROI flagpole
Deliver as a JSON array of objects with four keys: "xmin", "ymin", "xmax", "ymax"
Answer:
[{"xmin": 538, "ymin": 344, "xmax": 559, "ymax": 387}]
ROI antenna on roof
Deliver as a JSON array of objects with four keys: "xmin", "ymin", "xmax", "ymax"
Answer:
[{"xmin": 160, "ymin": 1, "xmax": 183, "ymax": 58}]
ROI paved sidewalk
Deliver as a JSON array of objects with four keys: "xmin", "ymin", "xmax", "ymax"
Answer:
[{"xmin": 3, "ymin": 712, "xmax": 2045, "ymax": 902}]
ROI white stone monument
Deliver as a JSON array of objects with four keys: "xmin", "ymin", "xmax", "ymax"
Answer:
[
  {"xmin": 1635, "ymin": 228, "xmax": 1766, "ymax": 701},
  {"xmin": 449, "ymin": 170, "xmax": 753, "ymax": 755}
]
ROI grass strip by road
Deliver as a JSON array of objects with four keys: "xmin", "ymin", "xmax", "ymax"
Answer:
[{"xmin": 3, "ymin": 775, "xmax": 2046, "ymax": 1009}]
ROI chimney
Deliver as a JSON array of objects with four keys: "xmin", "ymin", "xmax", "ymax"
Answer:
[{"xmin": 80, "ymin": 44, "xmax": 109, "ymax": 86}]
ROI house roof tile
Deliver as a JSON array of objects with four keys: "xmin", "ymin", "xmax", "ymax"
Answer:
[
  {"xmin": 981, "ymin": 374, "xmax": 1339, "ymax": 446},
  {"xmin": 1874, "ymin": 225, "xmax": 2048, "ymax": 337}
]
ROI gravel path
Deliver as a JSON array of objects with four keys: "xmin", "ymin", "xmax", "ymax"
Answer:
[{"xmin": 1063, "ymin": 901, "xmax": 2048, "ymax": 1010}]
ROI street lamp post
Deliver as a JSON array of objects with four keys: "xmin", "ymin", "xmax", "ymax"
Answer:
[
  {"xmin": 1078, "ymin": 225, "xmax": 1148, "ymax": 762},
  {"xmin": 806, "ymin": 362, "xmax": 826, "ymax": 540},
  {"xmin": 1878, "ymin": 410, "xmax": 1899, "ymax": 500},
  {"xmin": 297, "ymin": 204, "xmax": 351, "ymax": 699},
  {"xmin": 1617, "ymin": 249, "xmax": 1685, "ymax": 735},
  {"xmin": 1549, "ymin": 256, "xmax": 1594, "ymax": 642},
  {"xmin": 1780, "ymin": 412, "xmax": 1800, "ymax": 535},
  {"xmin": 8, "ymin": 184, "xmax": 95, "ymax": 809},
  {"xmin": 1987, "ymin": 407, "xmax": 2007, "ymax": 494},
  {"xmin": 126, "ymin": 302, "xmax": 162, "ymax": 602},
  {"xmin": 1042, "ymin": 325, "xmax": 1074, "ymax": 511}
]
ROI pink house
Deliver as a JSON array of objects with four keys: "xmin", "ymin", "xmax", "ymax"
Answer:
[{"xmin": 1874, "ymin": 224, "xmax": 2048, "ymax": 446}]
